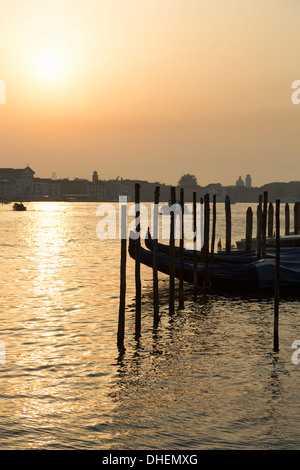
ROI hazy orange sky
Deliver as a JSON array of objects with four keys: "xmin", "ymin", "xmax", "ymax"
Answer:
[{"xmin": 1, "ymin": 0, "xmax": 300, "ymax": 186}]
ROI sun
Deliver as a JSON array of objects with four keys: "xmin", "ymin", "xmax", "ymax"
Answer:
[{"xmin": 35, "ymin": 50, "xmax": 64, "ymax": 80}]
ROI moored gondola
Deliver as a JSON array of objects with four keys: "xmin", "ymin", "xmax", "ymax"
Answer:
[{"xmin": 129, "ymin": 234, "xmax": 300, "ymax": 293}]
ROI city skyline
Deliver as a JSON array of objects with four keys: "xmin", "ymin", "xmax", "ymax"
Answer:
[
  {"xmin": 4, "ymin": 163, "xmax": 300, "ymax": 188},
  {"xmin": 2, "ymin": 165, "xmax": 300, "ymax": 205},
  {"xmin": 5, "ymin": 164, "xmax": 300, "ymax": 188}
]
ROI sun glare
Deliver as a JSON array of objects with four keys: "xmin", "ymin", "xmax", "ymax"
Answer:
[{"xmin": 35, "ymin": 51, "xmax": 64, "ymax": 80}]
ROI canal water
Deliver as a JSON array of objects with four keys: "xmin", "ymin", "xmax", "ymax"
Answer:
[{"xmin": 0, "ymin": 201, "xmax": 300, "ymax": 449}]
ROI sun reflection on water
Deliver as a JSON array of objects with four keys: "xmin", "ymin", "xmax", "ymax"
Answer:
[
  {"xmin": 0, "ymin": 203, "xmax": 118, "ymax": 449},
  {"xmin": 26, "ymin": 203, "xmax": 71, "ymax": 306}
]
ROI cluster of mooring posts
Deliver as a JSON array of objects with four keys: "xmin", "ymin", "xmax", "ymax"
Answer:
[{"xmin": 118, "ymin": 184, "xmax": 300, "ymax": 353}]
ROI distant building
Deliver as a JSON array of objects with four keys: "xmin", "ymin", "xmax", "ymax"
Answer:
[
  {"xmin": 204, "ymin": 183, "xmax": 227, "ymax": 202},
  {"xmin": 92, "ymin": 171, "xmax": 99, "ymax": 183},
  {"xmin": 236, "ymin": 176, "xmax": 244, "ymax": 187},
  {"xmin": 34, "ymin": 178, "xmax": 51, "ymax": 198},
  {"xmin": 245, "ymin": 174, "xmax": 252, "ymax": 188},
  {"xmin": 60, "ymin": 178, "xmax": 91, "ymax": 201},
  {"xmin": 0, "ymin": 165, "xmax": 35, "ymax": 199}
]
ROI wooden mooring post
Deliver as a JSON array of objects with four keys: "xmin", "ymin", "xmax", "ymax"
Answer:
[
  {"xmin": 169, "ymin": 186, "xmax": 176, "ymax": 315},
  {"xmin": 153, "ymin": 186, "xmax": 160, "ymax": 327},
  {"xmin": 225, "ymin": 195, "xmax": 231, "ymax": 254},
  {"xmin": 274, "ymin": 199, "xmax": 280, "ymax": 352},
  {"xmin": 203, "ymin": 193, "xmax": 210, "ymax": 289},
  {"xmin": 245, "ymin": 207, "xmax": 253, "ymax": 252},
  {"xmin": 262, "ymin": 191, "xmax": 268, "ymax": 258},
  {"xmin": 210, "ymin": 194, "xmax": 216, "ymax": 265},
  {"xmin": 268, "ymin": 202, "xmax": 274, "ymax": 238},
  {"xmin": 135, "ymin": 183, "xmax": 141, "ymax": 336},
  {"xmin": 117, "ymin": 198, "xmax": 127, "ymax": 349},
  {"xmin": 285, "ymin": 203, "xmax": 290, "ymax": 236},
  {"xmin": 294, "ymin": 202, "xmax": 300, "ymax": 235},
  {"xmin": 193, "ymin": 191, "xmax": 197, "ymax": 301},
  {"xmin": 200, "ymin": 197, "xmax": 203, "ymax": 256},
  {"xmin": 179, "ymin": 188, "xmax": 185, "ymax": 310},
  {"xmin": 257, "ymin": 202, "xmax": 262, "ymax": 260}
]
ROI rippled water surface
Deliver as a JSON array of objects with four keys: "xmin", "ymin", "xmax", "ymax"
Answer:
[{"xmin": 1, "ymin": 201, "xmax": 300, "ymax": 449}]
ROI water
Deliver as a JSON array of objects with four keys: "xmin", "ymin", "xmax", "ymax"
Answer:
[{"xmin": 1, "ymin": 201, "xmax": 300, "ymax": 450}]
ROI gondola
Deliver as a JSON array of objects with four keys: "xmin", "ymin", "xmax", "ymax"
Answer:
[
  {"xmin": 144, "ymin": 228, "xmax": 300, "ymax": 266},
  {"xmin": 129, "ymin": 234, "xmax": 300, "ymax": 293},
  {"xmin": 144, "ymin": 229, "xmax": 258, "ymax": 265}
]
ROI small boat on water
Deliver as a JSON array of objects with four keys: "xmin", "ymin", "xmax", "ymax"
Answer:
[
  {"xmin": 129, "ymin": 233, "xmax": 300, "ymax": 293},
  {"xmin": 13, "ymin": 202, "xmax": 26, "ymax": 211}
]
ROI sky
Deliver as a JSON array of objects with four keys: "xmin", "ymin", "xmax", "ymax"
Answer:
[{"xmin": 0, "ymin": 0, "xmax": 300, "ymax": 187}]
